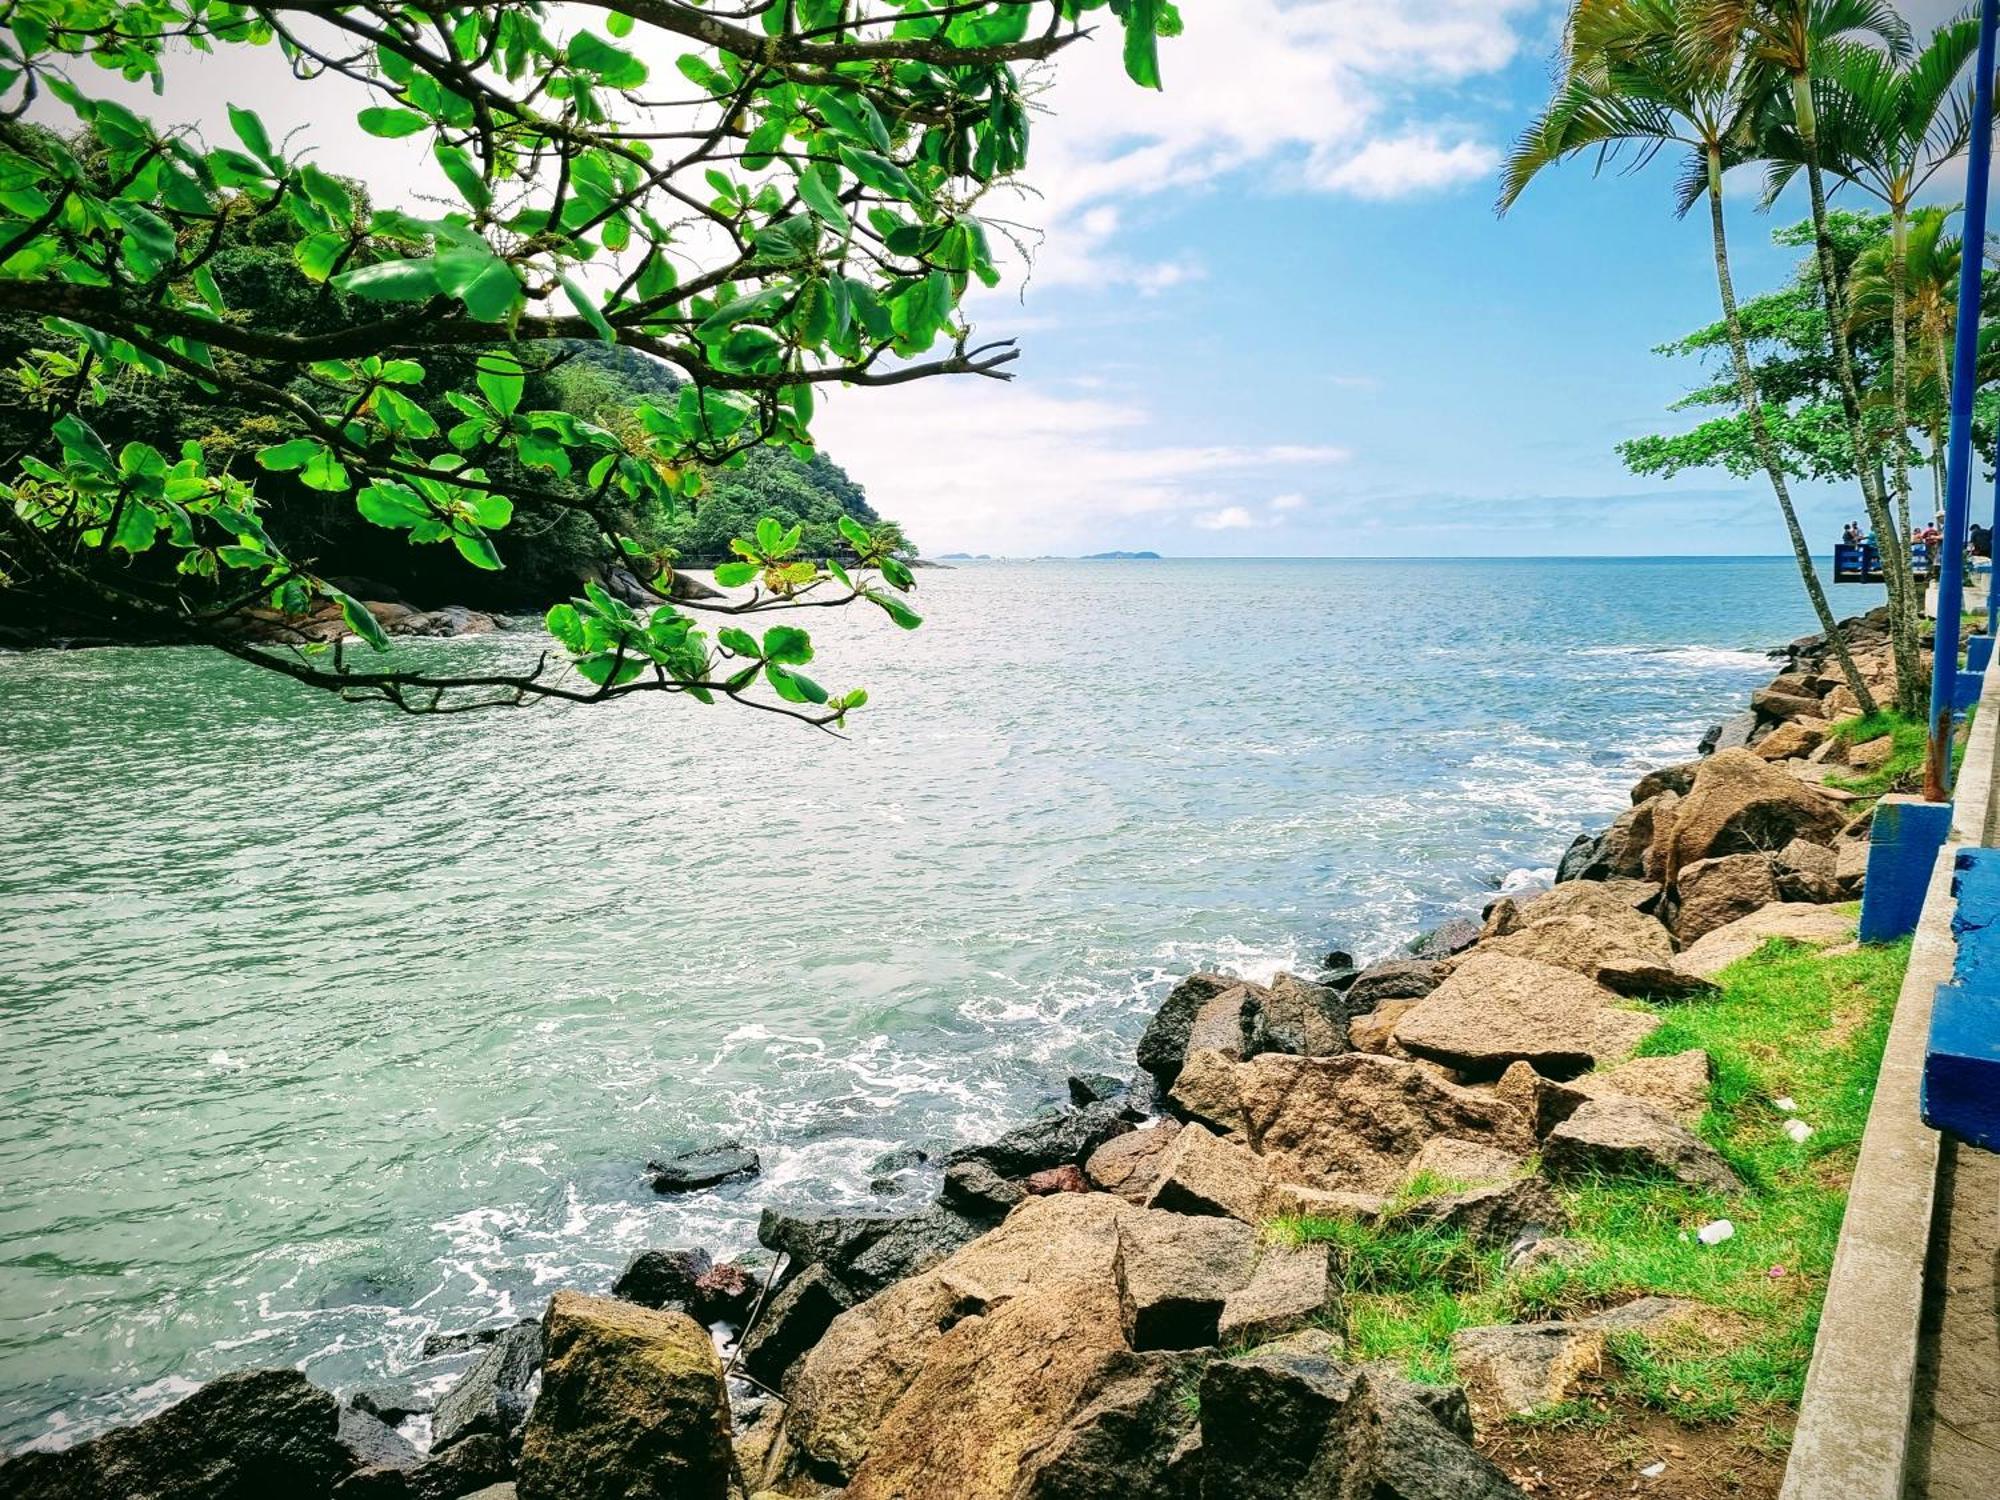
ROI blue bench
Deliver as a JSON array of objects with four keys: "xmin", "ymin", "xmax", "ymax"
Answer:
[{"xmin": 1924, "ymin": 847, "xmax": 2000, "ymax": 1152}]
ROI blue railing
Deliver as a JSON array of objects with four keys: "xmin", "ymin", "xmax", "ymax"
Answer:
[{"xmin": 1833, "ymin": 541, "xmax": 1933, "ymax": 583}]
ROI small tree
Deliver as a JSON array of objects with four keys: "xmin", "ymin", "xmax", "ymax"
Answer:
[{"xmin": 0, "ymin": 0, "xmax": 1181, "ymax": 722}]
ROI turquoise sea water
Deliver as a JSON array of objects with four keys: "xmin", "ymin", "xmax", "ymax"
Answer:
[{"xmin": 0, "ymin": 557, "xmax": 1882, "ymax": 1448}]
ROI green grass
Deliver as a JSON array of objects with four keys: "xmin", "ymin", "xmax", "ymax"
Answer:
[
  {"xmin": 1269, "ymin": 936, "xmax": 1909, "ymax": 1425},
  {"xmin": 1822, "ymin": 708, "xmax": 1972, "ymax": 798}
]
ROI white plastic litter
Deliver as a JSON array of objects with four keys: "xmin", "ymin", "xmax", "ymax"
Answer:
[
  {"xmin": 1697, "ymin": 1218, "xmax": 1735, "ymax": 1246},
  {"xmin": 1640, "ymin": 1461, "xmax": 1667, "ymax": 1479},
  {"xmin": 1774, "ymin": 1096, "xmax": 1798, "ymax": 1113},
  {"xmin": 1784, "ymin": 1119, "xmax": 1814, "ymax": 1143}
]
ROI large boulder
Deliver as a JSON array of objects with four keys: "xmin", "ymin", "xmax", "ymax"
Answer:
[
  {"xmin": 1754, "ymin": 718, "xmax": 1829, "ymax": 762},
  {"xmin": 734, "ymin": 1262, "xmax": 856, "ymax": 1390},
  {"xmin": 1661, "ymin": 749, "xmax": 1846, "ymax": 883},
  {"xmin": 1542, "ymin": 1098, "xmax": 1742, "ymax": 1194},
  {"xmin": 783, "ymin": 1194, "xmax": 1134, "ymax": 1480},
  {"xmin": 1406, "ymin": 918, "xmax": 1482, "ymax": 960},
  {"xmin": 515, "ymin": 1292, "xmax": 733, "ymax": 1500},
  {"xmin": 1631, "ymin": 761, "xmax": 1701, "ymax": 803},
  {"xmin": 1568, "ymin": 794, "xmax": 1679, "ymax": 882},
  {"xmin": 1673, "ymin": 901, "xmax": 1856, "ymax": 979},
  {"xmin": 338, "ymin": 1433, "xmax": 512, "ymax": 1500},
  {"xmin": 1014, "ymin": 1350, "xmax": 1209, "ymax": 1500},
  {"xmin": 647, "ymin": 1141, "xmax": 760, "ymax": 1194},
  {"xmin": 1249, "ymin": 972, "xmax": 1355, "ymax": 1058},
  {"xmin": 1084, "ymin": 1121, "xmax": 1183, "ymax": 1204},
  {"xmin": 1396, "ymin": 1177, "xmax": 1564, "ymax": 1248},
  {"xmin": 1391, "ymin": 953, "xmax": 1618, "ymax": 1078},
  {"xmin": 1671, "ymin": 853, "xmax": 1780, "ymax": 945},
  {"xmin": 1515, "ymin": 878, "xmax": 1662, "ymax": 924},
  {"xmin": 1195, "ymin": 1334, "xmax": 1524, "ymax": 1499},
  {"xmin": 0, "ymin": 1370, "xmax": 351, "ymax": 1500},
  {"xmin": 759, "ymin": 1200, "xmax": 988, "ymax": 1301},
  {"xmin": 842, "ymin": 1280, "xmax": 1133, "ymax": 1499},
  {"xmin": 1193, "ymin": 1053, "xmax": 1530, "ymax": 1194},
  {"xmin": 1480, "ymin": 909, "xmax": 1674, "ymax": 989},
  {"xmin": 1115, "ymin": 1212, "xmax": 1262, "ymax": 1350},
  {"xmin": 1138, "ymin": 974, "xmax": 1245, "ymax": 1089},
  {"xmin": 611, "ymin": 1248, "xmax": 711, "ymax": 1311},
  {"xmin": 1774, "ymin": 837, "xmax": 1842, "ymax": 903},
  {"xmin": 1453, "ymin": 1298, "xmax": 1697, "ymax": 1422},
  {"xmin": 1573, "ymin": 1049, "xmax": 1711, "ymax": 1126},
  {"xmin": 1141, "ymin": 1122, "xmax": 1273, "ymax": 1224},
  {"xmin": 1218, "ymin": 1244, "xmax": 1339, "ymax": 1347}
]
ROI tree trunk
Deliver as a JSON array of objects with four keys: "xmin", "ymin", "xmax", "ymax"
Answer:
[
  {"xmin": 1707, "ymin": 150, "xmax": 1877, "ymax": 716},
  {"xmin": 1889, "ymin": 207, "xmax": 1914, "ymax": 547},
  {"xmin": 1793, "ymin": 71, "xmax": 1926, "ymax": 716}
]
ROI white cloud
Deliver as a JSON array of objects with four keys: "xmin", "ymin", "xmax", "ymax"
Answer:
[
  {"xmin": 1195, "ymin": 506, "xmax": 1260, "ymax": 531},
  {"xmin": 996, "ymin": 0, "xmax": 1543, "ymax": 287},
  {"xmin": 813, "ymin": 379, "xmax": 1346, "ymax": 555},
  {"xmin": 1270, "ymin": 493, "xmax": 1308, "ymax": 512},
  {"xmin": 1306, "ymin": 133, "xmax": 1503, "ymax": 200}
]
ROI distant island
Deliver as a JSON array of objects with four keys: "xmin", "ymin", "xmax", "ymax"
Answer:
[
  {"xmin": 936, "ymin": 552, "xmax": 991, "ymax": 561},
  {"xmin": 1081, "ymin": 551, "xmax": 1161, "ymax": 560}
]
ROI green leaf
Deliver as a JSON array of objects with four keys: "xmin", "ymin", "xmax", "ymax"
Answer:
[
  {"xmin": 299, "ymin": 164, "xmax": 352, "ymax": 220},
  {"xmin": 568, "ymin": 31, "xmax": 648, "ymax": 89},
  {"xmin": 1119, "ymin": 0, "xmax": 1164, "ymax": 89},
  {"xmin": 434, "ymin": 143, "xmax": 491, "ymax": 210},
  {"xmin": 358, "ymin": 107, "xmax": 427, "ymax": 139},
  {"xmin": 331, "ymin": 589, "xmax": 391, "ymax": 650},
  {"xmin": 546, "ymin": 602, "xmax": 587, "ymax": 651},
  {"xmin": 454, "ymin": 530, "xmax": 503, "ymax": 569},
  {"xmin": 718, "ymin": 625, "xmax": 760, "ymax": 657},
  {"xmin": 228, "ymin": 104, "xmax": 280, "ymax": 168},
  {"xmin": 442, "ymin": 253, "xmax": 521, "ymax": 322},
  {"xmin": 762, "ymin": 625, "xmax": 812, "ymax": 665},
  {"xmin": 765, "ymin": 662, "xmax": 829, "ymax": 704},
  {"xmin": 300, "ymin": 449, "xmax": 351, "ymax": 492},
  {"xmin": 836, "ymin": 145, "xmax": 916, "ymax": 200},
  {"xmin": 797, "ymin": 164, "xmax": 849, "ymax": 230},
  {"xmin": 865, "ymin": 589, "xmax": 923, "ymax": 629},
  {"xmin": 607, "ymin": 11, "xmax": 635, "ymax": 37},
  {"xmin": 713, "ymin": 560, "xmax": 757, "ymax": 587},
  {"xmin": 256, "ymin": 438, "xmax": 322, "ymax": 472},
  {"xmin": 880, "ymin": 555, "xmax": 914, "ymax": 590},
  {"xmin": 562, "ymin": 274, "xmax": 616, "ymax": 341},
  {"xmin": 333, "ymin": 257, "xmax": 438, "ymax": 302},
  {"xmin": 755, "ymin": 516, "xmax": 785, "ymax": 554},
  {"xmin": 295, "ymin": 230, "xmax": 346, "ymax": 282},
  {"xmin": 356, "ymin": 480, "xmax": 431, "ymax": 528},
  {"xmin": 837, "ymin": 513, "xmax": 872, "ymax": 549},
  {"xmin": 478, "ymin": 354, "xmax": 524, "ymax": 416}
]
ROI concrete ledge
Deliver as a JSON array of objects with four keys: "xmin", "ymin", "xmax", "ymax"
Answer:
[{"xmin": 1780, "ymin": 667, "xmax": 2000, "ymax": 1499}]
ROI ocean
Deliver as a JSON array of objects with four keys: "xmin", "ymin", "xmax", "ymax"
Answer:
[{"xmin": 0, "ymin": 556, "xmax": 1882, "ymax": 1447}]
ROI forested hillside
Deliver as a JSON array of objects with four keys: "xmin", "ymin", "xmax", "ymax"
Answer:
[{"xmin": 0, "ymin": 146, "xmax": 906, "ymax": 629}]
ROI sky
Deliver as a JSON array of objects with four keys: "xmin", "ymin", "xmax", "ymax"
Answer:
[{"xmin": 30, "ymin": 1, "xmax": 1979, "ymax": 558}]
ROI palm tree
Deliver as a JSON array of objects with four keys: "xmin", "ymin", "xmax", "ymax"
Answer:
[
  {"xmin": 1765, "ymin": 21, "xmax": 1980, "ymax": 552},
  {"xmin": 1504, "ymin": 0, "xmax": 1879, "ymax": 713},
  {"xmin": 1691, "ymin": 0, "xmax": 1926, "ymax": 710},
  {"xmin": 1848, "ymin": 206, "xmax": 1963, "ymax": 517}
]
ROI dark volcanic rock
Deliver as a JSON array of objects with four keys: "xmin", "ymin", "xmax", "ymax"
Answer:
[
  {"xmin": 646, "ymin": 1141, "xmax": 760, "ymax": 1194},
  {"xmin": 692, "ymin": 1261, "xmax": 760, "ymax": 1325},
  {"xmin": 1342, "ymin": 959, "xmax": 1447, "ymax": 1013},
  {"xmin": 1137, "ymin": 974, "xmax": 1243, "ymax": 1088},
  {"xmin": 1068, "ymin": 1073, "xmax": 1127, "ymax": 1107},
  {"xmin": 610, "ymin": 1247, "xmax": 712, "ymax": 1310},
  {"xmin": 337, "ymin": 1408, "xmax": 421, "ymax": 1473},
  {"xmin": 1555, "ymin": 831, "xmax": 1601, "ymax": 884},
  {"xmin": 334, "ymin": 1433, "xmax": 514, "ymax": 1499},
  {"xmin": 759, "ymin": 1201, "xmax": 987, "ymax": 1299},
  {"xmin": 431, "ymin": 1319, "xmax": 543, "ymax": 1450},
  {"xmin": 1406, "ymin": 918, "xmax": 1481, "ymax": 960},
  {"xmin": 735, "ymin": 1262, "xmax": 856, "ymax": 1390},
  {"xmin": 0, "ymin": 1369, "xmax": 351, "ymax": 1500},
  {"xmin": 349, "ymin": 1384, "xmax": 430, "ymax": 1427},
  {"xmin": 944, "ymin": 1100, "xmax": 1133, "ymax": 1179},
  {"xmin": 942, "ymin": 1159, "xmax": 1029, "ymax": 1218},
  {"xmin": 1196, "ymin": 1335, "xmax": 1523, "ymax": 1499}
]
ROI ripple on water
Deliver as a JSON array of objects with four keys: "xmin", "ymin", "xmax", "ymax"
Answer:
[{"xmin": 0, "ymin": 557, "xmax": 1880, "ymax": 1446}]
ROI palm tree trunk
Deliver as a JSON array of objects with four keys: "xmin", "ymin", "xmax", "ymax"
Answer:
[
  {"xmin": 1707, "ymin": 149, "xmax": 1878, "ymax": 716},
  {"xmin": 1792, "ymin": 70, "xmax": 1926, "ymax": 716},
  {"xmin": 1889, "ymin": 206, "xmax": 1915, "ymax": 546}
]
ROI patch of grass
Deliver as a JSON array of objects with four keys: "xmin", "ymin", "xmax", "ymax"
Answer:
[
  {"xmin": 1267, "ymin": 937, "xmax": 1909, "ymax": 1420},
  {"xmin": 1824, "ymin": 713, "xmax": 1927, "ymax": 795},
  {"xmin": 1826, "ymin": 710, "xmax": 1904, "ymax": 745}
]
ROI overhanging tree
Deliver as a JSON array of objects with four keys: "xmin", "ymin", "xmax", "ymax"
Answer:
[{"xmin": 0, "ymin": 0, "xmax": 1181, "ymax": 721}]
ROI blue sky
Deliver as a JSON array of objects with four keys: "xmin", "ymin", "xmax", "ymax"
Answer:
[
  {"xmin": 39, "ymin": 1, "xmax": 1973, "ymax": 558},
  {"xmin": 816, "ymin": 0, "xmax": 1979, "ymax": 557}
]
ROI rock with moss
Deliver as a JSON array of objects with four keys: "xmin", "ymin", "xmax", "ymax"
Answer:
[{"xmin": 514, "ymin": 1292, "xmax": 733, "ymax": 1500}]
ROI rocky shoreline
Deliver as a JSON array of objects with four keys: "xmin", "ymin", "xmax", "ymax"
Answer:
[{"xmin": 1, "ymin": 611, "xmax": 1905, "ymax": 1500}]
